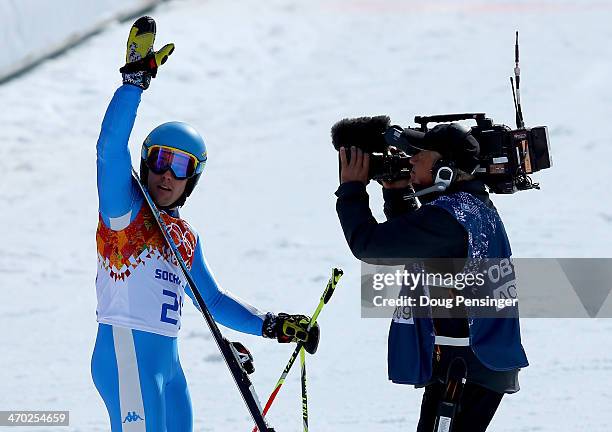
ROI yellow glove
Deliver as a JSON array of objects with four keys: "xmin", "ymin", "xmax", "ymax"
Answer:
[{"xmin": 120, "ymin": 16, "xmax": 175, "ymax": 89}]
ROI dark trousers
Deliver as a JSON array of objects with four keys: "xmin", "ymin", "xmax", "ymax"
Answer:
[{"xmin": 416, "ymin": 381, "xmax": 503, "ymax": 432}]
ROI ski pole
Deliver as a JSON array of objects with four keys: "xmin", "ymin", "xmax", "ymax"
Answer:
[
  {"xmin": 300, "ymin": 346, "xmax": 308, "ymax": 432},
  {"xmin": 253, "ymin": 268, "xmax": 343, "ymax": 432}
]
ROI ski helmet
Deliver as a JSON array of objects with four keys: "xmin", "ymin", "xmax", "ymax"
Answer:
[{"xmin": 140, "ymin": 121, "xmax": 207, "ymax": 208}]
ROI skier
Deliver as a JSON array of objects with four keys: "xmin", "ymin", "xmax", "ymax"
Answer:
[
  {"xmin": 335, "ymin": 124, "xmax": 528, "ymax": 432},
  {"xmin": 91, "ymin": 17, "xmax": 318, "ymax": 432}
]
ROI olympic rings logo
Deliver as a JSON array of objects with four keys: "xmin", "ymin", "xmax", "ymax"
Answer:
[{"xmin": 166, "ymin": 222, "xmax": 196, "ymax": 259}]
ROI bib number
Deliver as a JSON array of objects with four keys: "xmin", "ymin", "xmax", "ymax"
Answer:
[
  {"xmin": 160, "ymin": 289, "xmax": 183, "ymax": 325},
  {"xmin": 392, "ymin": 305, "xmax": 414, "ymax": 324}
]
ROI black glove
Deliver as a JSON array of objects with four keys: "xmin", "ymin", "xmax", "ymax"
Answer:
[
  {"xmin": 120, "ymin": 16, "xmax": 174, "ymax": 90},
  {"xmin": 228, "ymin": 340, "xmax": 255, "ymax": 375},
  {"xmin": 262, "ymin": 312, "xmax": 320, "ymax": 355}
]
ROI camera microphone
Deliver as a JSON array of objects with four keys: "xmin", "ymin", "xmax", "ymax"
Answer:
[
  {"xmin": 331, "ymin": 116, "xmax": 390, "ymax": 153},
  {"xmin": 331, "ymin": 116, "xmax": 418, "ymax": 181}
]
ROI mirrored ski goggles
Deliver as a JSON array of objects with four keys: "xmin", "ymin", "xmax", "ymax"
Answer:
[{"xmin": 144, "ymin": 145, "xmax": 206, "ymax": 179}]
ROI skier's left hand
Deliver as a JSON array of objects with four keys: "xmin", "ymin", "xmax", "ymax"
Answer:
[{"xmin": 263, "ymin": 313, "xmax": 320, "ymax": 355}]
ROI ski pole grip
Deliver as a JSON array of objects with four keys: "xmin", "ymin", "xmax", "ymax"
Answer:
[{"xmin": 323, "ymin": 268, "xmax": 343, "ymax": 304}]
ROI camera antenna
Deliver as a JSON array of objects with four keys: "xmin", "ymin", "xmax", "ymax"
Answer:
[{"xmin": 511, "ymin": 31, "xmax": 525, "ymax": 129}]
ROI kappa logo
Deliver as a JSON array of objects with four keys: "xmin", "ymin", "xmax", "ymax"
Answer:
[{"xmin": 123, "ymin": 411, "xmax": 144, "ymax": 423}]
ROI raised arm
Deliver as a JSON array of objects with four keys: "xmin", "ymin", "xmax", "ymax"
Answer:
[
  {"xmin": 96, "ymin": 84, "xmax": 142, "ymax": 220},
  {"xmin": 97, "ymin": 16, "xmax": 175, "ymax": 226}
]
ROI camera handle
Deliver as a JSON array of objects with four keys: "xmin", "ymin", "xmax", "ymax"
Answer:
[{"xmin": 414, "ymin": 113, "xmax": 487, "ymax": 132}]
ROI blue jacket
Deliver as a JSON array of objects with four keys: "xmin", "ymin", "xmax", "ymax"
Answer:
[
  {"xmin": 335, "ymin": 181, "xmax": 528, "ymax": 386},
  {"xmin": 387, "ymin": 192, "xmax": 528, "ymax": 385}
]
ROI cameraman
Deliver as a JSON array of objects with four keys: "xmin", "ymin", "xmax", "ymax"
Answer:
[{"xmin": 335, "ymin": 124, "xmax": 528, "ymax": 432}]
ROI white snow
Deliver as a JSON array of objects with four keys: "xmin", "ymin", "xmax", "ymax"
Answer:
[
  {"xmin": 1, "ymin": 0, "xmax": 611, "ymax": 430},
  {"xmin": 0, "ymin": 0, "xmax": 163, "ymax": 81}
]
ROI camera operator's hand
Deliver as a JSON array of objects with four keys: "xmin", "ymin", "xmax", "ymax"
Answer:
[{"xmin": 339, "ymin": 147, "xmax": 370, "ymax": 185}]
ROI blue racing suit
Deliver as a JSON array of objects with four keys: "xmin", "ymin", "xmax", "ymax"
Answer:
[{"xmin": 91, "ymin": 84, "xmax": 266, "ymax": 431}]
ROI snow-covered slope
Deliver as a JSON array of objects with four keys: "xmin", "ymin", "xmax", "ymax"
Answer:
[
  {"xmin": 0, "ymin": 0, "xmax": 163, "ymax": 81},
  {"xmin": 1, "ymin": 0, "xmax": 611, "ymax": 430}
]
